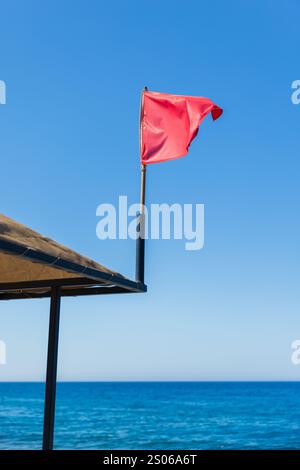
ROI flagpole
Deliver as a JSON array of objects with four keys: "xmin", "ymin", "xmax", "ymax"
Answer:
[{"xmin": 135, "ymin": 86, "xmax": 148, "ymax": 284}]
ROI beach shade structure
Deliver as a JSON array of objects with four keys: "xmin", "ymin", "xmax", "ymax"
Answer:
[{"xmin": 0, "ymin": 213, "xmax": 146, "ymax": 449}]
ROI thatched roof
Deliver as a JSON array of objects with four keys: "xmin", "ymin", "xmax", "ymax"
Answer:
[{"xmin": 0, "ymin": 214, "xmax": 145, "ymax": 299}]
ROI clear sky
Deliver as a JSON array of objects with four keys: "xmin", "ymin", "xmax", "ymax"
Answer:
[{"xmin": 0, "ymin": 0, "xmax": 300, "ymax": 381}]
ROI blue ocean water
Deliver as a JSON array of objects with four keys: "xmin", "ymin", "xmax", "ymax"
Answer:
[{"xmin": 0, "ymin": 382, "xmax": 300, "ymax": 450}]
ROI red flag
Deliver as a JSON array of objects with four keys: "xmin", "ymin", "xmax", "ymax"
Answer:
[{"xmin": 141, "ymin": 91, "xmax": 222, "ymax": 165}]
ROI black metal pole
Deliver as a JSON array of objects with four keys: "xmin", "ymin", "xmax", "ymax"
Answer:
[
  {"xmin": 43, "ymin": 286, "xmax": 61, "ymax": 450},
  {"xmin": 136, "ymin": 86, "xmax": 147, "ymax": 284},
  {"xmin": 136, "ymin": 164, "xmax": 146, "ymax": 283}
]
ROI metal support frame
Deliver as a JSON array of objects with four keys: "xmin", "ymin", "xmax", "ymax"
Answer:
[{"xmin": 43, "ymin": 286, "xmax": 61, "ymax": 450}]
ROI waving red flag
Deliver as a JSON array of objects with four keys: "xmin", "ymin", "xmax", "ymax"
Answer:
[{"xmin": 141, "ymin": 91, "xmax": 222, "ymax": 165}]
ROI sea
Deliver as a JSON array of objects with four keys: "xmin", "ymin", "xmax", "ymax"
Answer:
[{"xmin": 0, "ymin": 382, "xmax": 300, "ymax": 450}]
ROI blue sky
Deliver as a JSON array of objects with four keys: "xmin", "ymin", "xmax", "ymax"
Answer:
[{"xmin": 0, "ymin": 0, "xmax": 300, "ymax": 381}]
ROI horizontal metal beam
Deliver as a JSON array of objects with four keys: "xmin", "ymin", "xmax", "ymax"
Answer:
[
  {"xmin": 0, "ymin": 285, "xmax": 140, "ymax": 301},
  {"xmin": 0, "ymin": 277, "xmax": 105, "ymax": 292}
]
